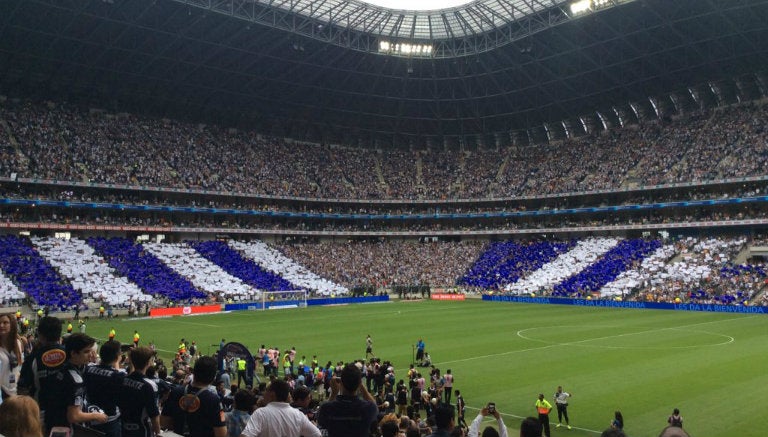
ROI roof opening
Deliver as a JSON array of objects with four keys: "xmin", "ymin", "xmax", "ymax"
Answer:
[{"xmin": 360, "ymin": 0, "xmax": 473, "ymax": 11}]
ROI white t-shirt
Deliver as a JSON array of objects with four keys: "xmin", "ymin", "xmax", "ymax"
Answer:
[
  {"xmin": 241, "ymin": 402, "xmax": 321, "ymax": 437},
  {"xmin": 0, "ymin": 340, "xmax": 23, "ymax": 397}
]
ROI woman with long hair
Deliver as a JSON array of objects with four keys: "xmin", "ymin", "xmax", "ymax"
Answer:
[
  {"xmin": 0, "ymin": 395, "xmax": 44, "ymax": 437},
  {"xmin": 0, "ymin": 312, "xmax": 24, "ymax": 400}
]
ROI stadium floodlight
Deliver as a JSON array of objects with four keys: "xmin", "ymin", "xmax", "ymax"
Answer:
[
  {"xmin": 570, "ymin": 0, "xmax": 592, "ymax": 15},
  {"xmin": 378, "ymin": 40, "xmax": 433, "ymax": 57}
]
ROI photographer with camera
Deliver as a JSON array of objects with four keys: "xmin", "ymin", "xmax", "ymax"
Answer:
[{"xmin": 468, "ymin": 403, "xmax": 508, "ymax": 437}]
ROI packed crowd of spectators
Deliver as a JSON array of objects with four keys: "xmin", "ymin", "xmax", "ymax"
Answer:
[
  {"xmin": 0, "ymin": 236, "xmax": 352, "ymax": 308},
  {"xmin": 2, "ymin": 99, "xmax": 767, "ymax": 201},
  {"xmin": 1, "ymin": 195, "xmax": 767, "ymax": 234},
  {"xmin": 276, "ymin": 240, "xmax": 486, "ymax": 289},
  {"xmin": 3, "ymin": 178, "xmax": 766, "ymax": 218},
  {"xmin": 1, "ymin": 232, "xmax": 766, "ymax": 309},
  {"xmin": 478, "ymin": 235, "xmax": 767, "ymax": 306}
]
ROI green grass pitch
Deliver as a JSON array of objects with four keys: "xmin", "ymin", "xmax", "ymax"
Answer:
[{"xmin": 84, "ymin": 299, "xmax": 768, "ymax": 437}]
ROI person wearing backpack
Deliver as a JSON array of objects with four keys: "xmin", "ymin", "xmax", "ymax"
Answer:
[{"xmin": 667, "ymin": 408, "xmax": 683, "ymax": 428}]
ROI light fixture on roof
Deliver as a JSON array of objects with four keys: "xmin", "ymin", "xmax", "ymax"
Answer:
[
  {"xmin": 571, "ymin": 0, "xmax": 620, "ymax": 15},
  {"xmin": 570, "ymin": 0, "xmax": 592, "ymax": 15}
]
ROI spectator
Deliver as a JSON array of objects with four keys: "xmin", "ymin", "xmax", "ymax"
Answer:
[
  {"xmin": 0, "ymin": 312, "xmax": 23, "ymax": 400},
  {"xmin": 611, "ymin": 411, "xmax": 624, "ymax": 431},
  {"xmin": 61, "ymin": 334, "xmax": 110, "ymax": 431},
  {"xmin": 317, "ymin": 363, "xmax": 378, "ymax": 437},
  {"xmin": 0, "ymin": 394, "xmax": 44, "ymax": 437},
  {"xmin": 83, "ymin": 340, "xmax": 125, "ymax": 437},
  {"xmin": 225, "ymin": 389, "xmax": 256, "ymax": 437},
  {"xmin": 120, "ymin": 346, "xmax": 161, "ymax": 437},
  {"xmin": 667, "ymin": 408, "xmax": 683, "ymax": 428},
  {"xmin": 17, "ymin": 317, "xmax": 69, "ymax": 434},
  {"xmin": 240, "ymin": 379, "xmax": 321, "ymax": 437},
  {"xmin": 519, "ymin": 417, "xmax": 542, "ymax": 437},
  {"xmin": 161, "ymin": 356, "xmax": 227, "ymax": 437},
  {"xmin": 468, "ymin": 404, "xmax": 508, "ymax": 437},
  {"xmin": 425, "ymin": 404, "xmax": 456, "ymax": 437}
]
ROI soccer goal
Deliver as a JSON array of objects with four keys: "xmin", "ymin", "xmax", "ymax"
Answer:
[{"xmin": 257, "ymin": 290, "xmax": 308, "ymax": 310}]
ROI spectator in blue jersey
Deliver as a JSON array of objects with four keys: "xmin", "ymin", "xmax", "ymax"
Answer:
[
  {"xmin": 119, "ymin": 346, "xmax": 161, "ymax": 437},
  {"xmin": 83, "ymin": 340, "xmax": 125, "ymax": 437},
  {"xmin": 62, "ymin": 334, "xmax": 110, "ymax": 432},
  {"xmin": 18, "ymin": 316, "xmax": 67, "ymax": 434},
  {"xmin": 161, "ymin": 356, "xmax": 227, "ymax": 437}
]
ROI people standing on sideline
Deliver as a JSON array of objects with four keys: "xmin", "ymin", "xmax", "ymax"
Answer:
[
  {"xmin": 611, "ymin": 411, "xmax": 624, "ymax": 431},
  {"xmin": 109, "ymin": 327, "xmax": 116, "ymax": 341},
  {"xmin": 416, "ymin": 339, "xmax": 425, "ymax": 362},
  {"xmin": 554, "ymin": 385, "xmax": 572, "ymax": 429},
  {"xmin": 667, "ymin": 408, "xmax": 683, "ymax": 428},
  {"xmin": 443, "ymin": 369, "xmax": 454, "ymax": 404},
  {"xmin": 467, "ymin": 404, "xmax": 508, "ymax": 437},
  {"xmin": 535, "ymin": 393, "xmax": 553, "ymax": 437},
  {"xmin": 237, "ymin": 357, "xmax": 247, "ymax": 388},
  {"xmin": 455, "ymin": 390, "xmax": 466, "ymax": 430},
  {"xmin": 366, "ymin": 335, "xmax": 374, "ymax": 359},
  {"xmin": 133, "ymin": 330, "xmax": 140, "ymax": 347}
]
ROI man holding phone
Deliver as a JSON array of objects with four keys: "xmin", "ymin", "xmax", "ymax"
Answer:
[
  {"xmin": 467, "ymin": 403, "xmax": 508, "ymax": 437},
  {"xmin": 317, "ymin": 363, "xmax": 377, "ymax": 437}
]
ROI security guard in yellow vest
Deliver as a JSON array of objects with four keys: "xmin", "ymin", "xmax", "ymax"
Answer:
[
  {"xmin": 536, "ymin": 393, "xmax": 553, "ymax": 437},
  {"xmin": 236, "ymin": 357, "xmax": 247, "ymax": 387}
]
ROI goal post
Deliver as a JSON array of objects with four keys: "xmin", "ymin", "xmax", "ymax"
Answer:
[{"xmin": 259, "ymin": 290, "xmax": 308, "ymax": 310}]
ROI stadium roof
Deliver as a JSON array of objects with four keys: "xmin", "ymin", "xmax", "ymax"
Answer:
[
  {"xmin": 1, "ymin": 0, "xmax": 768, "ymax": 148},
  {"xmin": 201, "ymin": 0, "xmax": 572, "ymax": 41}
]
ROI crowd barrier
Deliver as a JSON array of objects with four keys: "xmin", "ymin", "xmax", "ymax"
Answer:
[
  {"xmin": 223, "ymin": 294, "xmax": 389, "ymax": 312},
  {"xmin": 431, "ymin": 293, "xmax": 466, "ymax": 301},
  {"xmin": 149, "ymin": 304, "xmax": 222, "ymax": 317},
  {"xmin": 483, "ymin": 294, "xmax": 767, "ymax": 314}
]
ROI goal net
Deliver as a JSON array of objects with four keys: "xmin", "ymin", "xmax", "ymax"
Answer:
[{"xmin": 258, "ymin": 290, "xmax": 308, "ymax": 310}]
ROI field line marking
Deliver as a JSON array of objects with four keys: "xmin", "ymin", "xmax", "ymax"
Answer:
[
  {"xmin": 438, "ymin": 343, "xmax": 559, "ymax": 365},
  {"xmin": 163, "ymin": 320, "xmax": 221, "ymax": 328},
  {"xmin": 465, "ymin": 405, "xmax": 601, "ymax": 434},
  {"xmin": 438, "ymin": 315, "xmax": 754, "ymax": 365}
]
